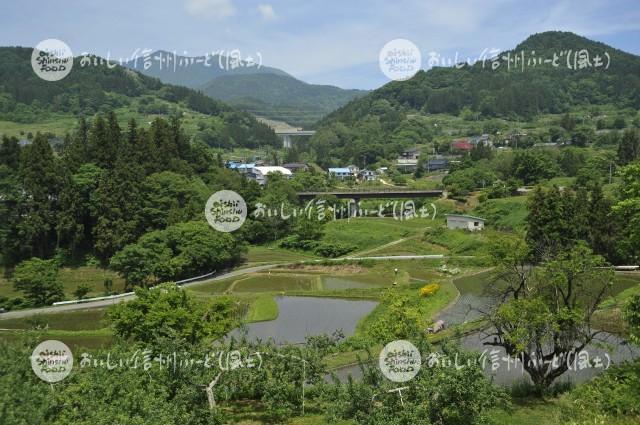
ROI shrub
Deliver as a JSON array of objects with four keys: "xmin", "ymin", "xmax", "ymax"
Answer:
[
  {"xmin": 313, "ymin": 242, "xmax": 357, "ymax": 258},
  {"xmin": 278, "ymin": 235, "xmax": 318, "ymax": 251},
  {"xmin": 420, "ymin": 283, "xmax": 440, "ymax": 297}
]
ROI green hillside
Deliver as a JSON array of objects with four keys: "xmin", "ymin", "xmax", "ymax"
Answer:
[
  {"xmin": 0, "ymin": 46, "xmax": 279, "ymax": 149},
  {"xmin": 302, "ymin": 31, "xmax": 640, "ymax": 167}
]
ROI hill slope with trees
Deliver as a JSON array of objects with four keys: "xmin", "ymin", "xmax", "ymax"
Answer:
[
  {"xmin": 303, "ymin": 31, "xmax": 640, "ymax": 167},
  {"xmin": 0, "ymin": 46, "xmax": 279, "ymax": 149}
]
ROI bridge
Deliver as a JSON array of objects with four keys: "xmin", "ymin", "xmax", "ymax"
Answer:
[
  {"xmin": 275, "ymin": 130, "xmax": 316, "ymax": 148},
  {"xmin": 297, "ymin": 189, "xmax": 443, "ymax": 201},
  {"xmin": 297, "ymin": 189, "xmax": 443, "ymax": 215}
]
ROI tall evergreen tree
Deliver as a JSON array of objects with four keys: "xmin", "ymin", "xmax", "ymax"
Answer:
[
  {"xmin": 0, "ymin": 136, "xmax": 20, "ymax": 170},
  {"xmin": 526, "ymin": 186, "xmax": 569, "ymax": 259},
  {"xmin": 150, "ymin": 118, "xmax": 174, "ymax": 171},
  {"xmin": 56, "ymin": 163, "xmax": 103, "ymax": 257},
  {"xmin": 93, "ymin": 119, "xmax": 145, "ymax": 259},
  {"xmin": 62, "ymin": 117, "xmax": 90, "ymax": 171},
  {"xmin": 588, "ymin": 184, "xmax": 617, "ymax": 262},
  {"xmin": 11, "ymin": 134, "xmax": 61, "ymax": 260},
  {"xmin": 88, "ymin": 115, "xmax": 108, "ymax": 168},
  {"xmin": 617, "ymin": 128, "xmax": 640, "ymax": 165}
]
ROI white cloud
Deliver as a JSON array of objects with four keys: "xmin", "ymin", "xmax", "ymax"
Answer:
[
  {"xmin": 257, "ymin": 4, "xmax": 277, "ymax": 21},
  {"xmin": 185, "ymin": 0, "xmax": 235, "ymax": 20}
]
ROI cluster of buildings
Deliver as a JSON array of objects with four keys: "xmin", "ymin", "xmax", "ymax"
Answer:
[
  {"xmin": 327, "ymin": 166, "xmax": 381, "ymax": 182},
  {"xmin": 450, "ymin": 134, "xmax": 492, "ymax": 153},
  {"xmin": 226, "ymin": 160, "xmax": 304, "ymax": 185},
  {"xmin": 395, "ymin": 147, "xmax": 451, "ymax": 173},
  {"xmin": 394, "ymin": 134, "xmax": 496, "ymax": 172},
  {"xmin": 225, "ymin": 134, "xmax": 497, "ymax": 185},
  {"xmin": 226, "ymin": 159, "xmax": 384, "ymax": 185}
]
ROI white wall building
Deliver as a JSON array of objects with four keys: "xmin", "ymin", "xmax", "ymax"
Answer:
[
  {"xmin": 251, "ymin": 166, "xmax": 292, "ymax": 185},
  {"xmin": 445, "ymin": 214, "xmax": 485, "ymax": 231},
  {"xmin": 358, "ymin": 169, "xmax": 378, "ymax": 182},
  {"xmin": 328, "ymin": 167, "xmax": 353, "ymax": 180}
]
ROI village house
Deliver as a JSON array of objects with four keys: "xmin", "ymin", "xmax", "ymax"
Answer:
[
  {"xmin": 399, "ymin": 147, "xmax": 421, "ymax": 160},
  {"xmin": 328, "ymin": 167, "xmax": 353, "ymax": 181},
  {"xmin": 427, "ymin": 158, "xmax": 449, "ymax": 171},
  {"xmin": 250, "ymin": 166, "xmax": 292, "ymax": 185},
  {"xmin": 469, "ymin": 134, "xmax": 492, "ymax": 147},
  {"xmin": 445, "ymin": 214, "xmax": 485, "ymax": 231},
  {"xmin": 282, "ymin": 162, "xmax": 309, "ymax": 173},
  {"xmin": 451, "ymin": 139, "xmax": 473, "ymax": 153},
  {"xmin": 396, "ymin": 158, "xmax": 419, "ymax": 172},
  {"xmin": 358, "ymin": 169, "xmax": 378, "ymax": 182}
]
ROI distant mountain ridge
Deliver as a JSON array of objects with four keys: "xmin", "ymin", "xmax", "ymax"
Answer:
[
  {"xmin": 123, "ymin": 50, "xmax": 290, "ymax": 88},
  {"xmin": 125, "ymin": 50, "xmax": 367, "ymax": 127},
  {"xmin": 200, "ymin": 73, "xmax": 368, "ymax": 127}
]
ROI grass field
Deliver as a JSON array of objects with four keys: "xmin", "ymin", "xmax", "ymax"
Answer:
[
  {"xmin": 0, "ymin": 98, "xmax": 228, "ymax": 139},
  {"xmin": 0, "ymin": 308, "xmax": 108, "ymax": 331},
  {"xmin": 369, "ymin": 237, "xmax": 448, "ymax": 256},
  {"xmin": 422, "ymin": 227, "xmax": 494, "ymax": 256},
  {"xmin": 322, "ymin": 216, "xmax": 438, "ymax": 255},
  {"xmin": 244, "ymin": 246, "xmax": 319, "ymax": 264},
  {"xmin": 245, "ymin": 294, "xmax": 279, "ymax": 322},
  {"xmin": 0, "ymin": 266, "xmax": 126, "ymax": 301},
  {"xmin": 472, "ymin": 196, "xmax": 529, "ymax": 231}
]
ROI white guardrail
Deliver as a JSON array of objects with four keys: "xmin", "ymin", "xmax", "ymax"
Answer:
[{"xmin": 52, "ymin": 270, "xmax": 217, "ymax": 306}]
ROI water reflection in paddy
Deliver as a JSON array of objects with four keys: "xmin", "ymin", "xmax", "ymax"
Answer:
[{"xmin": 231, "ymin": 296, "xmax": 378, "ymax": 345}]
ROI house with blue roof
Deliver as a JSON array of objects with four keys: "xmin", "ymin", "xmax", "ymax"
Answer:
[{"xmin": 328, "ymin": 167, "xmax": 353, "ymax": 181}]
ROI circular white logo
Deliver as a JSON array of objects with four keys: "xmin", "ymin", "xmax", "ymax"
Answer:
[
  {"xmin": 379, "ymin": 39, "xmax": 422, "ymax": 81},
  {"xmin": 205, "ymin": 190, "xmax": 247, "ymax": 232},
  {"xmin": 379, "ymin": 339, "xmax": 421, "ymax": 382},
  {"xmin": 31, "ymin": 340, "xmax": 74, "ymax": 383},
  {"xmin": 31, "ymin": 39, "xmax": 74, "ymax": 81}
]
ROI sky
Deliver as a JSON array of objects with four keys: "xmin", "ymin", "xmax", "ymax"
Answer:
[{"xmin": 1, "ymin": 0, "xmax": 639, "ymax": 89}]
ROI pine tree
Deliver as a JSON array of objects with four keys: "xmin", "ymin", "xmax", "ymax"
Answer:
[
  {"xmin": 104, "ymin": 111, "xmax": 122, "ymax": 168},
  {"xmin": 0, "ymin": 136, "xmax": 20, "ymax": 170},
  {"xmin": 56, "ymin": 163, "xmax": 103, "ymax": 258},
  {"xmin": 617, "ymin": 128, "xmax": 640, "ymax": 165},
  {"xmin": 526, "ymin": 186, "xmax": 567, "ymax": 259},
  {"xmin": 88, "ymin": 115, "xmax": 108, "ymax": 168},
  {"xmin": 150, "ymin": 118, "xmax": 174, "ymax": 171},
  {"xmin": 93, "ymin": 119, "xmax": 145, "ymax": 259},
  {"xmin": 13, "ymin": 134, "xmax": 61, "ymax": 259},
  {"xmin": 62, "ymin": 117, "xmax": 90, "ymax": 171},
  {"xmin": 588, "ymin": 184, "xmax": 616, "ymax": 261}
]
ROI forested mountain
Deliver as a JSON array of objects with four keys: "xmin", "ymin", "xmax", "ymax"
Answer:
[
  {"xmin": 304, "ymin": 31, "xmax": 640, "ymax": 166},
  {"xmin": 123, "ymin": 50, "xmax": 291, "ymax": 88},
  {"xmin": 200, "ymin": 73, "xmax": 367, "ymax": 127},
  {"xmin": 125, "ymin": 50, "xmax": 366, "ymax": 127},
  {"xmin": 0, "ymin": 46, "xmax": 279, "ymax": 149}
]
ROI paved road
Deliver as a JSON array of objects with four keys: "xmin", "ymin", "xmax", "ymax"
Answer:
[{"xmin": 0, "ymin": 264, "xmax": 278, "ymax": 320}]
